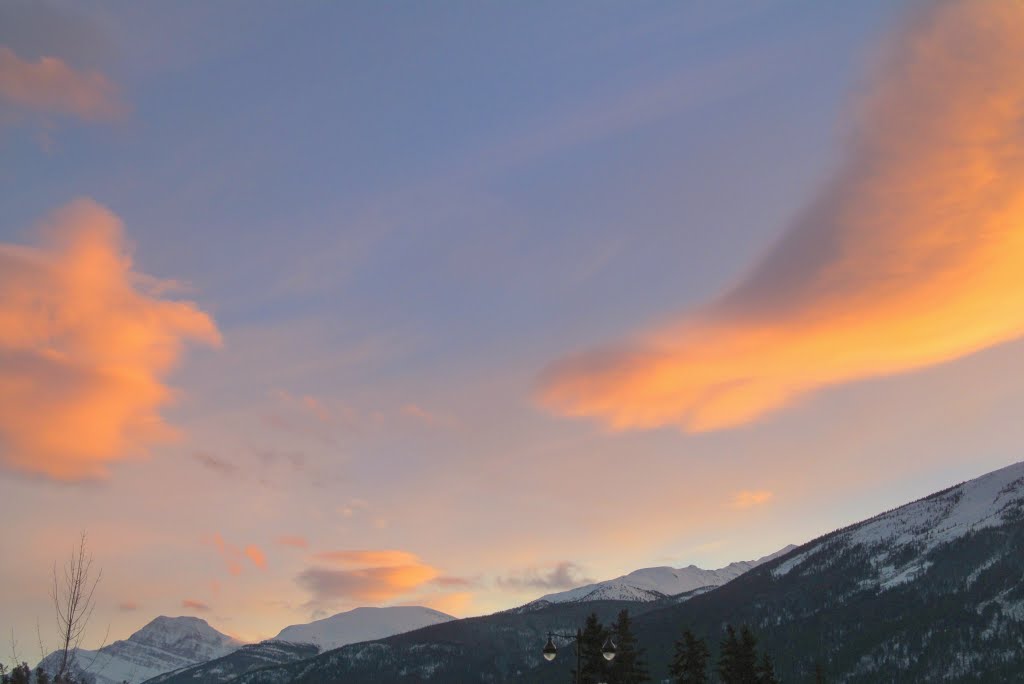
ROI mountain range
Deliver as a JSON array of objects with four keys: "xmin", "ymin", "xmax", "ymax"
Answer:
[
  {"xmin": 524, "ymin": 544, "xmax": 798, "ymax": 607},
  {"xmin": 220, "ymin": 460, "xmax": 1024, "ymax": 682},
  {"xmin": 145, "ymin": 607, "xmax": 455, "ymax": 684},
  {"xmin": 41, "ymin": 459, "xmax": 1024, "ymax": 682}
]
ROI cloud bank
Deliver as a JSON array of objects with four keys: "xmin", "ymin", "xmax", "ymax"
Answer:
[
  {"xmin": 0, "ymin": 200, "xmax": 221, "ymax": 479},
  {"xmin": 0, "ymin": 46, "xmax": 125, "ymax": 121},
  {"xmin": 297, "ymin": 549, "xmax": 438, "ymax": 605},
  {"xmin": 540, "ymin": 2, "xmax": 1024, "ymax": 432},
  {"xmin": 497, "ymin": 561, "xmax": 592, "ymax": 591}
]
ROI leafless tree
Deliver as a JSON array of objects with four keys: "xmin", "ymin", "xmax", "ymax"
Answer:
[{"xmin": 49, "ymin": 532, "xmax": 102, "ymax": 682}]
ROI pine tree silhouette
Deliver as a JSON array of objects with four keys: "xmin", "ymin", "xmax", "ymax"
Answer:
[
  {"xmin": 608, "ymin": 609, "xmax": 649, "ymax": 683},
  {"xmin": 669, "ymin": 628, "xmax": 709, "ymax": 684},
  {"xmin": 571, "ymin": 613, "xmax": 609, "ymax": 684}
]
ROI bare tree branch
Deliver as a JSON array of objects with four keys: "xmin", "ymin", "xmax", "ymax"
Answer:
[{"xmin": 50, "ymin": 531, "xmax": 103, "ymax": 682}]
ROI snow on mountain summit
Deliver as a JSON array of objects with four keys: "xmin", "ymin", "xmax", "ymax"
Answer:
[
  {"xmin": 529, "ymin": 545, "xmax": 798, "ymax": 607},
  {"xmin": 273, "ymin": 606, "xmax": 455, "ymax": 651},
  {"xmin": 38, "ymin": 615, "xmax": 241, "ymax": 684}
]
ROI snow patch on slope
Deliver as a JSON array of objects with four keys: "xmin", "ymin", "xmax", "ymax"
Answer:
[
  {"xmin": 273, "ymin": 606, "xmax": 454, "ymax": 651},
  {"xmin": 527, "ymin": 545, "xmax": 797, "ymax": 607},
  {"xmin": 38, "ymin": 616, "xmax": 241, "ymax": 684},
  {"xmin": 771, "ymin": 461, "xmax": 1024, "ymax": 592}
]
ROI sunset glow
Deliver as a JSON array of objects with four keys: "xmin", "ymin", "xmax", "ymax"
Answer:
[
  {"xmin": 541, "ymin": 2, "xmax": 1024, "ymax": 433},
  {"xmin": 3, "ymin": 1, "xmax": 1023, "ymax": 672}
]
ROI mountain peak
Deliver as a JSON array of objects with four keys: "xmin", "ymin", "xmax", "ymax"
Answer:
[
  {"xmin": 528, "ymin": 544, "xmax": 796, "ymax": 607},
  {"xmin": 274, "ymin": 605, "xmax": 455, "ymax": 651},
  {"xmin": 37, "ymin": 614, "xmax": 240, "ymax": 684}
]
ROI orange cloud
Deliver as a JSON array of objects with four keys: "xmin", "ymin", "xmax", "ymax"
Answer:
[
  {"xmin": 213, "ymin": 533, "xmax": 242, "ymax": 576},
  {"xmin": 313, "ymin": 549, "xmax": 421, "ymax": 567},
  {"xmin": 297, "ymin": 549, "xmax": 439, "ymax": 606},
  {"xmin": 0, "ymin": 46, "xmax": 125, "ymax": 121},
  {"xmin": 182, "ymin": 599, "xmax": 210, "ymax": 613},
  {"xmin": 297, "ymin": 564, "xmax": 439, "ymax": 605},
  {"xmin": 540, "ymin": 2, "xmax": 1024, "ymax": 433},
  {"xmin": 276, "ymin": 535, "xmax": 309, "ymax": 549},
  {"xmin": 732, "ymin": 490, "xmax": 773, "ymax": 509},
  {"xmin": 245, "ymin": 545, "xmax": 267, "ymax": 570},
  {"xmin": 0, "ymin": 199, "xmax": 221, "ymax": 479}
]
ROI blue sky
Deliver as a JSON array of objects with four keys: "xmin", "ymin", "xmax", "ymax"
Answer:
[{"xmin": 4, "ymin": 0, "xmax": 1024, "ymax": 649}]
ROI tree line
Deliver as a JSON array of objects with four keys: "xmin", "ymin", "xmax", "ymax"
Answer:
[
  {"xmin": 566, "ymin": 611, "xmax": 781, "ymax": 684},
  {"xmin": 670, "ymin": 624, "xmax": 779, "ymax": 684}
]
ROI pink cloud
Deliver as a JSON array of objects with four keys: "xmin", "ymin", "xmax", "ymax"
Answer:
[
  {"xmin": 732, "ymin": 490, "xmax": 774, "ymax": 509},
  {"xmin": 276, "ymin": 535, "xmax": 309, "ymax": 549},
  {"xmin": 0, "ymin": 46, "xmax": 126, "ymax": 121},
  {"xmin": 245, "ymin": 545, "xmax": 267, "ymax": 570},
  {"xmin": 181, "ymin": 599, "xmax": 210, "ymax": 613},
  {"xmin": 213, "ymin": 533, "xmax": 242, "ymax": 576}
]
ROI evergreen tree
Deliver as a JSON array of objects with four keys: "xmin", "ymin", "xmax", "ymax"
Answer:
[
  {"xmin": 35, "ymin": 667, "xmax": 51, "ymax": 684},
  {"xmin": 717, "ymin": 625, "xmax": 739, "ymax": 683},
  {"xmin": 718, "ymin": 625, "xmax": 762, "ymax": 684},
  {"xmin": 608, "ymin": 609, "xmax": 649, "ymax": 684},
  {"xmin": 572, "ymin": 613, "xmax": 609, "ymax": 684},
  {"xmin": 735, "ymin": 626, "xmax": 759, "ymax": 683},
  {"xmin": 669, "ymin": 628, "xmax": 709, "ymax": 684},
  {"xmin": 8, "ymin": 664, "xmax": 29, "ymax": 684},
  {"xmin": 755, "ymin": 653, "xmax": 778, "ymax": 684}
]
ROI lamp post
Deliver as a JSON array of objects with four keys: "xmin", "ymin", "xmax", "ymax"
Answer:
[{"xmin": 542, "ymin": 628, "xmax": 616, "ymax": 684}]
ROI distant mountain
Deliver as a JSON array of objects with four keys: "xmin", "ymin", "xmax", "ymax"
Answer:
[
  {"xmin": 224, "ymin": 460, "xmax": 1024, "ymax": 682},
  {"xmin": 142, "ymin": 641, "xmax": 318, "ymax": 684},
  {"xmin": 141, "ymin": 606, "xmax": 454, "ymax": 684},
  {"xmin": 38, "ymin": 616, "xmax": 241, "ymax": 684},
  {"xmin": 524, "ymin": 545, "xmax": 797, "ymax": 608},
  {"xmin": 228, "ymin": 600, "xmax": 661, "ymax": 684},
  {"xmin": 274, "ymin": 606, "xmax": 454, "ymax": 650}
]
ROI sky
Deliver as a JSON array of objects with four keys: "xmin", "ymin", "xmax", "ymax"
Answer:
[{"xmin": 3, "ymin": 0, "xmax": 1024, "ymax": 653}]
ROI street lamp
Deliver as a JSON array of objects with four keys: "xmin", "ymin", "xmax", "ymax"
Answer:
[{"xmin": 542, "ymin": 629, "xmax": 616, "ymax": 684}]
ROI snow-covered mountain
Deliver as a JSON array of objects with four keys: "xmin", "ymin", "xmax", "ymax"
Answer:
[
  {"xmin": 273, "ymin": 606, "xmax": 455, "ymax": 651},
  {"xmin": 523, "ymin": 545, "xmax": 797, "ymax": 608},
  {"xmin": 223, "ymin": 460, "xmax": 1024, "ymax": 682},
  {"xmin": 771, "ymin": 460, "xmax": 1024, "ymax": 589},
  {"xmin": 38, "ymin": 616, "xmax": 241, "ymax": 684}
]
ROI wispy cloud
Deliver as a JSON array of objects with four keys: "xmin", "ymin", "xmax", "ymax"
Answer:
[
  {"xmin": 732, "ymin": 490, "xmax": 773, "ymax": 509},
  {"xmin": 497, "ymin": 562, "xmax": 592, "ymax": 592},
  {"xmin": 193, "ymin": 451, "xmax": 238, "ymax": 476},
  {"xmin": 276, "ymin": 535, "xmax": 309, "ymax": 549},
  {"xmin": 540, "ymin": 2, "xmax": 1024, "ymax": 433},
  {"xmin": 432, "ymin": 575, "xmax": 476, "ymax": 589},
  {"xmin": 212, "ymin": 533, "xmax": 243, "ymax": 576},
  {"xmin": 0, "ymin": 45, "xmax": 125, "ymax": 121},
  {"xmin": 118, "ymin": 600, "xmax": 139, "ymax": 612},
  {"xmin": 245, "ymin": 545, "xmax": 267, "ymax": 570},
  {"xmin": 0, "ymin": 199, "xmax": 220, "ymax": 480},
  {"xmin": 182, "ymin": 599, "xmax": 210, "ymax": 613}
]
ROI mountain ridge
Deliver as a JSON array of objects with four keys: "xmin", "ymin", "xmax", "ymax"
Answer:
[
  {"xmin": 38, "ymin": 616, "xmax": 241, "ymax": 684},
  {"xmin": 223, "ymin": 459, "xmax": 1024, "ymax": 682},
  {"xmin": 527, "ymin": 544, "xmax": 798, "ymax": 607}
]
